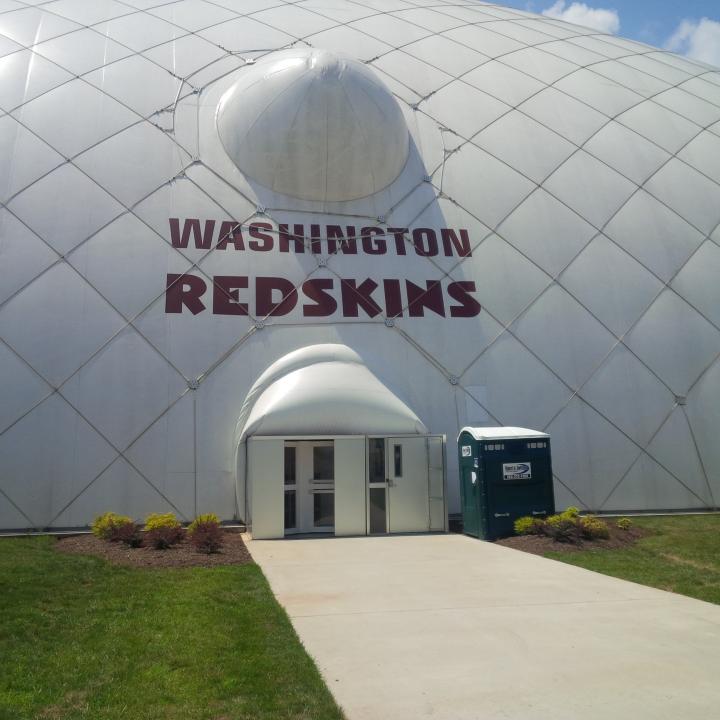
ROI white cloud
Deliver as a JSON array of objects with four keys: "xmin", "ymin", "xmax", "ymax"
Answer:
[
  {"xmin": 542, "ymin": 1, "xmax": 620, "ymax": 35},
  {"xmin": 665, "ymin": 18, "xmax": 720, "ymax": 68}
]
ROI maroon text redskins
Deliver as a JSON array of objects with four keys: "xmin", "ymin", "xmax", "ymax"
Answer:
[{"xmin": 164, "ymin": 219, "xmax": 481, "ymax": 319}]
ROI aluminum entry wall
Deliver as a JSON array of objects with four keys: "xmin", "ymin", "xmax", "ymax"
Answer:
[
  {"xmin": 247, "ymin": 437, "xmax": 284, "ymax": 540},
  {"xmin": 334, "ymin": 437, "xmax": 367, "ymax": 537},
  {"xmin": 247, "ymin": 435, "xmax": 444, "ymax": 539}
]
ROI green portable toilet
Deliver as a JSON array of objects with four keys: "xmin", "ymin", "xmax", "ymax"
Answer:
[{"xmin": 458, "ymin": 427, "xmax": 555, "ymax": 541}]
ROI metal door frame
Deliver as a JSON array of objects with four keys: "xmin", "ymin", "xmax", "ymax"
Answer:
[
  {"xmin": 283, "ymin": 439, "xmax": 335, "ymax": 535},
  {"xmin": 247, "ymin": 434, "xmax": 446, "ymax": 538},
  {"xmin": 366, "ymin": 436, "xmax": 389, "ymax": 534},
  {"xmin": 365, "ymin": 434, "xmax": 447, "ymax": 535}
]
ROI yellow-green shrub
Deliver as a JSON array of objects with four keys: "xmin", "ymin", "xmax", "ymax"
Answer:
[
  {"xmin": 91, "ymin": 512, "xmax": 131, "ymax": 540},
  {"xmin": 544, "ymin": 513, "xmax": 580, "ymax": 542},
  {"xmin": 580, "ymin": 515, "xmax": 610, "ymax": 540},
  {"xmin": 560, "ymin": 506, "xmax": 580, "ymax": 520},
  {"xmin": 144, "ymin": 512, "xmax": 180, "ymax": 532},
  {"xmin": 188, "ymin": 513, "xmax": 220, "ymax": 534},
  {"xmin": 617, "ymin": 517, "xmax": 632, "ymax": 531},
  {"xmin": 144, "ymin": 512, "xmax": 184, "ymax": 549},
  {"xmin": 514, "ymin": 516, "xmax": 537, "ymax": 535}
]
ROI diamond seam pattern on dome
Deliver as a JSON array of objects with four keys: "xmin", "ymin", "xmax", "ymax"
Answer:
[{"xmin": 1, "ymin": 0, "xmax": 719, "ymax": 524}]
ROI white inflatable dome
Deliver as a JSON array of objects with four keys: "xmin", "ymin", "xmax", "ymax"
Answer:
[{"xmin": 1, "ymin": 0, "xmax": 719, "ymax": 528}]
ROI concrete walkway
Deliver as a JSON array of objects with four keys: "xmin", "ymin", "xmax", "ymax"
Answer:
[{"xmin": 247, "ymin": 533, "xmax": 720, "ymax": 720}]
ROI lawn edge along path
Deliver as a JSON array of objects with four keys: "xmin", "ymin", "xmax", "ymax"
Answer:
[
  {"xmin": 543, "ymin": 515, "xmax": 720, "ymax": 606},
  {"xmin": 0, "ymin": 535, "xmax": 344, "ymax": 720}
]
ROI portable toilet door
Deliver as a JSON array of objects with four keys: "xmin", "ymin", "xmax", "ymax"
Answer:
[{"xmin": 458, "ymin": 430, "xmax": 487, "ymax": 539}]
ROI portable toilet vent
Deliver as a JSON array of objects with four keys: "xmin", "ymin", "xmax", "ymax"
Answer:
[{"xmin": 458, "ymin": 427, "xmax": 555, "ymax": 541}]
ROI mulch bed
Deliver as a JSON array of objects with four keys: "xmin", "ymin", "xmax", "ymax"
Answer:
[
  {"xmin": 55, "ymin": 529, "xmax": 253, "ymax": 568},
  {"xmin": 495, "ymin": 522, "xmax": 647, "ymax": 557}
]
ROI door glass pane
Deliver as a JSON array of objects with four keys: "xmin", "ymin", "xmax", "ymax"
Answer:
[
  {"xmin": 284, "ymin": 446, "xmax": 296, "ymax": 485},
  {"xmin": 368, "ymin": 438, "xmax": 385, "ymax": 483},
  {"xmin": 313, "ymin": 445, "xmax": 334, "ymax": 480},
  {"xmin": 313, "ymin": 493, "xmax": 334, "ymax": 527},
  {"xmin": 393, "ymin": 444, "xmax": 402, "ymax": 477},
  {"xmin": 369, "ymin": 487, "xmax": 386, "ymax": 534},
  {"xmin": 284, "ymin": 490, "xmax": 296, "ymax": 530}
]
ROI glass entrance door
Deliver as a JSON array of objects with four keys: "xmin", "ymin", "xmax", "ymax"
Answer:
[
  {"xmin": 308, "ymin": 442, "xmax": 334, "ymax": 533},
  {"xmin": 367, "ymin": 437, "xmax": 431, "ymax": 534},
  {"xmin": 367, "ymin": 438, "xmax": 388, "ymax": 534},
  {"xmin": 284, "ymin": 440, "xmax": 335, "ymax": 535},
  {"xmin": 284, "ymin": 443, "xmax": 298, "ymax": 532}
]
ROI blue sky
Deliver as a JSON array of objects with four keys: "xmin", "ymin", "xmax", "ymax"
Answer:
[{"xmin": 499, "ymin": 1, "xmax": 720, "ymax": 66}]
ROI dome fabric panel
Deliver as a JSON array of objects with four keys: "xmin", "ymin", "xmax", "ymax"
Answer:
[{"xmin": 0, "ymin": 0, "xmax": 719, "ymax": 528}]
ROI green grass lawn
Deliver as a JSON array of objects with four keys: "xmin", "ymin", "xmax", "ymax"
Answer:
[
  {"xmin": 0, "ymin": 537, "xmax": 343, "ymax": 720},
  {"xmin": 546, "ymin": 514, "xmax": 720, "ymax": 605}
]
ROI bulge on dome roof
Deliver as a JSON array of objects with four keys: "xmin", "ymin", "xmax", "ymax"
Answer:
[{"xmin": 216, "ymin": 48, "xmax": 410, "ymax": 202}]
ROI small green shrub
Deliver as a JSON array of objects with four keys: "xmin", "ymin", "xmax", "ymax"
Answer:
[
  {"xmin": 617, "ymin": 517, "xmax": 633, "ymax": 531},
  {"xmin": 91, "ymin": 512, "xmax": 131, "ymax": 540},
  {"xmin": 514, "ymin": 516, "xmax": 537, "ymax": 535},
  {"xmin": 544, "ymin": 514, "xmax": 561, "ymax": 529},
  {"xmin": 514, "ymin": 509, "xmax": 614, "ymax": 545},
  {"xmin": 580, "ymin": 515, "xmax": 610, "ymax": 540},
  {"xmin": 544, "ymin": 514, "xmax": 580, "ymax": 543},
  {"xmin": 144, "ymin": 512, "xmax": 184, "ymax": 549}
]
